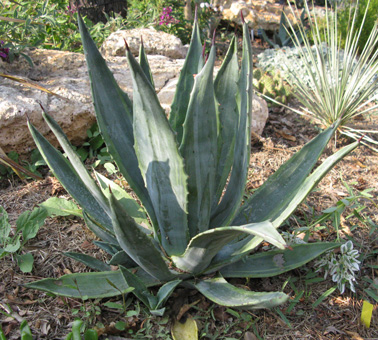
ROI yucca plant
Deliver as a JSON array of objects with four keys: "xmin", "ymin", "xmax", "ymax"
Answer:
[
  {"xmin": 25, "ymin": 12, "xmax": 359, "ymax": 314},
  {"xmin": 284, "ymin": 0, "xmax": 378, "ymax": 149}
]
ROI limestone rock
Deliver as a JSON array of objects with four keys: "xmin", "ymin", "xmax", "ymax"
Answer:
[
  {"xmin": 100, "ymin": 28, "xmax": 188, "ymax": 59},
  {"xmin": 0, "ymin": 49, "xmax": 183, "ymax": 154}
]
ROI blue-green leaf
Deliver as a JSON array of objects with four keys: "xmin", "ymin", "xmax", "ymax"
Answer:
[
  {"xmin": 95, "ymin": 172, "xmax": 149, "ymax": 227},
  {"xmin": 126, "ymin": 45, "xmax": 189, "ymax": 256},
  {"xmin": 190, "ymin": 275, "xmax": 288, "ymax": 309},
  {"xmin": 64, "ymin": 252, "xmax": 111, "ymax": 272},
  {"xmin": 212, "ymin": 36, "xmax": 239, "ymax": 209},
  {"xmin": 172, "ymin": 221, "xmax": 286, "ymax": 274},
  {"xmin": 211, "ymin": 138, "xmax": 357, "ymax": 269},
  {"xmin": 233, "ymin": 122, "xmax": 339, "ymax": 226},
  {"xmin": 40, "ymin": 109, "xmax": 110, "ymax": 220},
  {"xmin": 210, "ymin": 21, "xmax": 253, "ymax": 228},
  {"xmin": 77, "ymin": 15, "xmax": 158, "ymax": 231},
  {"xmin": 139, "ymin": 40, "xmax": 155, "ymax": 88},
  {"xmin": 120, "ymin": 265, "xmax": 156, "ymax": 309},
  {"xmin": 169, "ymin": 18, "xmax": 203, "ymax": 143},
  {"xmin": 179, "ymin": 45, "xmax": 218, "ymax": 237},
  {"xmin": 109, "ymin": 193, "xmax": 175, "ymax": 281},
  {"xmin": 220, "ymin": 242, "xmax": 340, "ymax": 278},
  {"xmin": 28, "ymin": 121, "xmax": 112, "ymax": 231},
  {"xmin": 25, "ymin": 269, "xmax": 160, "ymax": 299}
]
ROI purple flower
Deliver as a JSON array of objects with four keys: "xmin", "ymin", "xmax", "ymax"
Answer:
[
  {"xmin": 158, "ymin": 6, "xmax": 179, "ymax": 26},
  {"xmin": 0, "ymin": 52, "xmax": 7, "ymax": 58}
]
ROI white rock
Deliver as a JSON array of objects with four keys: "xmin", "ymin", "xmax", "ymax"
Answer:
[{"xmin": 100, "ymin": 28, "xmax": 188, "ymax": 59}]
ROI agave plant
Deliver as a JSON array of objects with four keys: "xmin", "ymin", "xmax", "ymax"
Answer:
[{"xmin": 26, "ymin": 13, "xmax": 359, "ymax": 314}]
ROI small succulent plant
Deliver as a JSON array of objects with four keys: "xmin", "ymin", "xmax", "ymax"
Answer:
[
  {"xmin": 25, "ymin": 12, "xmax": 359, "ymax": 314},
  {"xmin": 253, "ymin": 68, "xmax": 292, "ymax": 106}
]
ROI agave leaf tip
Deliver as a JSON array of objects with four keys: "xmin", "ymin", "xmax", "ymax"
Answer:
[
  {"xmin": 123, "ymin": 38, "xmax": 130, "ymax": 51},
  {"xmin": 240, "ymin": 10, "xmax": 245, "ymax": 24},
  {"xmin": 202, "ymin": 41, "xmax": 206, "ymax": 58},
  {"xmin": 194, "ymin": 4, "xmax": 198, "ymax": 22},
  {"xmin": 212, "ymin": 30, "xmax": 216, "ymax": 46}
]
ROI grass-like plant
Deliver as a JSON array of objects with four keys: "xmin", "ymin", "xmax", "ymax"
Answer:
[
  {"xmin": 25, "ymin": 12, "xmax": 359, "ymax": 314},
  {"xmin": 283, "ymin": 0, "xmax": 378, "ymax": 149}
]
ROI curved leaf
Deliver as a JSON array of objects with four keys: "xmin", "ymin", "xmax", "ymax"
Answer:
[
  {"xmin": 189, "ymin": 275, "xmax": 288, "ymax": 309},
  {"xmin": 220, "ymin": 242, "xmax": 340, "ymax": 278},
  {"xmin": 179, "ymin": 45, "xmax": 218, "ymax": 236},
  {"xmin": 213, "ymin": 136, "xmax": 358, "ymax": 268},
  {"xmin": 25, "ymin": 269, "xmax": 159, "ymax": 299},
  {"xmin": 172, "ymin": 221, "xmax": 286, "ymax": 274},
  {"xmin": 233, "ymin": 122, "xmax": 338, "ymax": 226},
  {"xmin": 126, "ymin": 46, "xmax": 189, "ymax": 256}
]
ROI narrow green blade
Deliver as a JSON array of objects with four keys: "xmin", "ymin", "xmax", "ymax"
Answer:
[
  {"xmin": 271, "ymin": 141, "xmax": 359, "ymax": 227},
  {"xmin": 190, "ymin": 275, "xmax": 288, "ymax": 309},
  {"xmin": 171, "ymin": 221, "xmax": 286, "ymax": 275},
  {"xmin": 120, "ymin": 266, "xmax": 156, "ymax": 308},
  {"xmin": 220, "ymin": 242, "xmax": 340, "ymax": 278},
  {"xmin": 126, "ymin": 45, "xmax": 189, "ymax": 256},
  {"xmin": 25, "ymin": 269, "xmax": 160, "ymax": 299},
  {"xmin": 233, "ymin": 122, "xmax": 339, "ymax": 226},
  {"xmin": 82, "ymin": 212, "xmax": 117, "ymax": 245},
  {"xmin": 139, "ymin": 39, "xmax": 155, "ymax": 88},
  {"xmin": 210, "ymin": 21, "xmax": 253, "ymax": 228},
  {"xmin": 64, "ymin": 252, "xmax": 111, "ymax": 272},
  {"xmin": 108, "ymin": 250, "xmax": 137, "ymax": 267},
  {"xmin": 155, "ymin": 279, "xmax": 182, "ymax": 309},
  {"xmin": 109, "ymin": 193, "xmax": 175, "ymax": 281},
  {"xmin": 77, "ymin": 15, "xmax": 158, "ymax": 230},
  {"xmin": 41, "ymin": 110, "xmax": 110, "ymax": 220},
  {"xmin": 169, "ymin": 18, "xmax": 203, "ymax": 143},
  {"xmin": 27, "ymin": 121, "xmax": 112, "ymax": 231},
  {"xmin": 211, "ymin": 140, "xmax": 358, "ymax": 269},
  {"xmin": 179, "ymin": 45, "xmax": 218, "ymax": 236},
  {"xmin": 212, "ymin": 36, "xmax": 239, "ymax": 209}
]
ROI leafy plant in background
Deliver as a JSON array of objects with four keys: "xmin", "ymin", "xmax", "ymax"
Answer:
[
  {"xmin": 127, "ymin": 0, "xmax": 190, "ymax": 44},
  {"xmin": 0, "ymin": 320, "xmax": 33, "ymax": 340},
  {"xmin": 0, "ymin": 205, "xmax": 47, "ymax": 272},
  {"xmin": 282, "ymin": 0, "xmax": 378, "ymax": 149},
  {"xmin": 26, "ymin": 13, "xmax": 359, "ymax": 314},
  {"xmin": 0, "ymin": 196, "xmax": 83, "ymax": 273},
  {"xmin": 0, "ymin": 0, "xmax": 129, "ymax": 54},
  {"xmin": 0, "ymin": 319, "xmax": 98, "ymax": 340}
]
